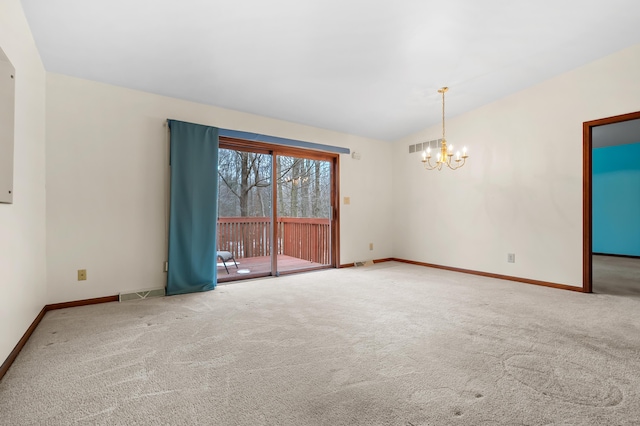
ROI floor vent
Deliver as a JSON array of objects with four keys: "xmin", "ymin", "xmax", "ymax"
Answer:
[
  {"xmin": 119, "ymin": 288, "xmax": 166, "ymax": 302},
  {"xmin": 354, "ymin": 260, "xmax": 374, "ymax": 267}
]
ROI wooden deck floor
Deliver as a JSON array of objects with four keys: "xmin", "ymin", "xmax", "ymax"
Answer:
[{"xmin": 217, "ymin": 254, "xmax": 328, "ymax": 283}]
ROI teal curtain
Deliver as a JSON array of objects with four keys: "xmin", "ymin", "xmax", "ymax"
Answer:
[{"xmin": 167, "ymin": 120, "xmax": 219, "ymax": 295}]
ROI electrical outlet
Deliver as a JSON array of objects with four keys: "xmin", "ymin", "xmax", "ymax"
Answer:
[
  {"xmin": 369, "ymin": 243, "xmax": 374, "ymax": 251},
  {"xmin": 77, "ymin": 269, "xmax": 87, "ymax": 281},
  {"xmin": 507, "ymin": 253, "xmax": 515, "ymax": 263}
]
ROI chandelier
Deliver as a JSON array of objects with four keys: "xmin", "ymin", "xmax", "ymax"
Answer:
[{"xmin": 421, "ymin": 87, "xmax": 468, "ymax": 171}]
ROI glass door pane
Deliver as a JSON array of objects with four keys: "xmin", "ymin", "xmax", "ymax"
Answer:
[
  {"xmin": 217, "ymin": 148, "xmax": 272, "ymax": 282},
  {"xmin": 276, "ymin": 155, "xmax": 332, "ymax": 273}
]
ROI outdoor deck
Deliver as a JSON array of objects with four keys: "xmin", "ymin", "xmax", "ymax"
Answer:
[
  {"xmin": 217, "ymin": 216, "xmax": 331, "ymax": 263},
  {"xmin": 217, "ymin": 254, "xmax": 327, "ymax": 283}
]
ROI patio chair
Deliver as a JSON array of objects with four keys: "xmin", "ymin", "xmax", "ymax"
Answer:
[{"xmin": 217, "ymin": 251, "xmax": 238, "ymax": 274}]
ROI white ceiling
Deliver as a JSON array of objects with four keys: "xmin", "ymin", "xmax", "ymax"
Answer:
[{"xmin": 20, "ymin": 0, "xmax": 640, "ymax": 142}]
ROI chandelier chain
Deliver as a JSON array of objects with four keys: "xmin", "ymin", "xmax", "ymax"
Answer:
[{"xmin": 442, "ymin": 88, "xmax": 445, "ymax": 141}]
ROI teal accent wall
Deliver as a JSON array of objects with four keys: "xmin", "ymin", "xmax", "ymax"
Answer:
[{"xmin": 592, "ymin": 142, "xmax": 640, "ymax": 256}]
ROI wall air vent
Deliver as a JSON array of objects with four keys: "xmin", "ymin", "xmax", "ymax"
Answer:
[{"xmin": 409, "ymin": 139, "xmax": 442, "ymax": 155}]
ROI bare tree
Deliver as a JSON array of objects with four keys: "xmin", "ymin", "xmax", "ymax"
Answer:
[
  {"xmin": 218, "ymin": 150, "xmax": 271, "ymax": 217},
  {"xmin": 218, "ymin": 149, "xmax": 331, "ymax": 219}
]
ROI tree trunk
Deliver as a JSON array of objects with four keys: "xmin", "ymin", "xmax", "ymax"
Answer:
[
  {"xmin": 240, "ymin": 152, "xmax": 250, "ymax": 256},
  {"xmin": 300, "ymin": 159, "xmax": 309, "ymax": 217},
  {"xmin": 291, "ymin": 159, "xmax": 300, "ymax": 217},
  {"xmin": 240, "ymin": 152, "xmax": 249, "ymax": 217},
  {"xmin": 314, "ymin": 160, "xmax": 321, "ymax": 217},
  {"xmin": 277, "ymin": 156, "xmax": 285, "ymax": 217}
]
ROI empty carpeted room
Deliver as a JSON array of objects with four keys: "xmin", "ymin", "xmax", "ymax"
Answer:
[{"xmin": 2, "ymin": 1, "xmax": 640, "ymax": 425}]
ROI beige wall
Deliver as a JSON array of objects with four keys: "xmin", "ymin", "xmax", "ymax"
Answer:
[
  {"xmin": 45, "ymin": 74, "xmax": 394, "ymax": 303},
  {"xmin": 0, "ymin": 0, "xmax": 47, "ymax": 363},
  {"xmin": 392, "ymin": 44, "xmax": 640, "ymax": 288}
]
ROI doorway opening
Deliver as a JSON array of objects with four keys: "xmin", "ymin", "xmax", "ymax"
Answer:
[
  {"xmin": 216, "ymin": 137, "xmax": 339, "ymax": 283},
  {"xmin": 583, "ymin": 111, "xmax": 640, "ymax": 293}
]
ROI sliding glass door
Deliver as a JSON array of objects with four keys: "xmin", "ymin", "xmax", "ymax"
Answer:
[
  {"xmin": 217, "ymin": 139, "xmax": 338, "ymax": 283},
  {"xmin": 276, "ymin": 155, "xmax": 332, "ymax": 273}
]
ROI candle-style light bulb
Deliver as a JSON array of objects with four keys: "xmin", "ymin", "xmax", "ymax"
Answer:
[
  {"xmin": 456, "ymin": 151, "xmax": 461, "ymax": 161},
  {"xmin": 427, "ymin": 146, "xmax": 431, "ymax": 157},
  {"xmin": 422, "ymin": 151, "xmax": 426, "ymax": 160},
  {"xmin": 463, "ymin": 146, "xmax": 467, "ymax": 156}
]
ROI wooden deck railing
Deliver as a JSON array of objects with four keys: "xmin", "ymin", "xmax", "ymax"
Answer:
[
  {"xmin": 217, "ymin": 217, "xmax": 330, "ymax": 265},
  {"xmin": 217, "ymin": 217, "xmax": 271, "ymax": 259}
]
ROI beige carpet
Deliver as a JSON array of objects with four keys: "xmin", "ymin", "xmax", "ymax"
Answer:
[{"xmin": 2, "ymin": 262, "xmax": 640, "ymax": 425}]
